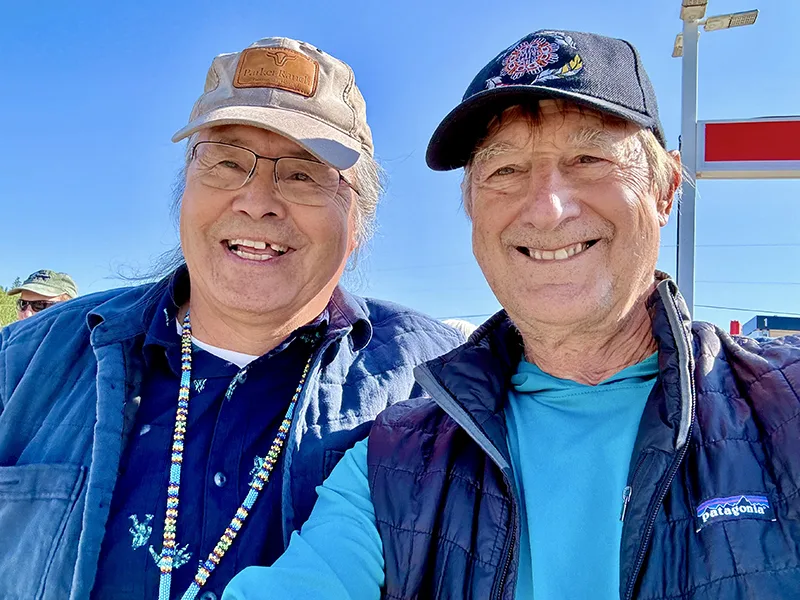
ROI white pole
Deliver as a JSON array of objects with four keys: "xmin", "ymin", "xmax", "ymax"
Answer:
[{"xmin": 676, "ymin": 19, "xmax": 699, "ymax": 316}]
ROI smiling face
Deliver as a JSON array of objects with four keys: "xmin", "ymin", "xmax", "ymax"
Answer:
[
  {"xmin": 180, "ymin": 124, "xmax": 359, "ymax": 323},
  {"xmin": 466, "ymin": 100, "xmax": 677, "ymax": 332}
]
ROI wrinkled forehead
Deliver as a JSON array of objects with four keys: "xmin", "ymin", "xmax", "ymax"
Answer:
[{"xmin": 477, "ymin": 99, "xmax": 641, "ymax": 152}]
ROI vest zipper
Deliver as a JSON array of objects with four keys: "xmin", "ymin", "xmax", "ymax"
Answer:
[
  {"xmin": 622, "ymin": 429, "xmax": 692, "ymax": 600},
  {"xmin": 620, "ymin": 485, "xmax": 633, "ymax": 523},
  {"xmin": 620, "ymin": 452, "xmax": 650, "ymax": 523},
  {"xmin": 493, "ymin": 491, "xmax": 517, "ymax": 600},
  {"xmin": 623, "ymin": 289, "xmax": 696, "ymax": 600}
]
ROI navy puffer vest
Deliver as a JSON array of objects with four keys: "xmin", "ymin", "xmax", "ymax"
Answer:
[{"xmin": 367, "ymin": 277, "xmax": 800, "ymax": 599}]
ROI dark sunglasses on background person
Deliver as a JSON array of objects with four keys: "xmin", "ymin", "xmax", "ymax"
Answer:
[{"xmin": 16, "ymin": 298, "xmax": 57, "ymax": 313}]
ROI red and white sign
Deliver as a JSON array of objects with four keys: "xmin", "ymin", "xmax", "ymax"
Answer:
[{"xmin": 696, "ymin": 117, "xmax": 800, "ymax": 179}]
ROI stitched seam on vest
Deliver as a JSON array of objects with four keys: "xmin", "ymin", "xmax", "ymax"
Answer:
[
  {"xmin": 748, "ymin": 358, "xmax": 800, "ymax": 389},
  {"xmin": 693, "ymin": 437, "xmax": 761, "ymax": 446},
  {"xmin": 371, "ymin": 464, "xmax": 511, "ymax": 501},
  {"xmin": 768, "ymin": 372, "xmax": 800, "ymax": 433},
  {"xmin": 375, "ymin": 519, "xmax": 500, "ymax": 566},
  {"xmin": 371, "ymin": 421, "xmax": 459, "ymax": 436},
  {"xmin": 780, "ymin": 485, "xmax": 800, "ymax": 502},
  {"xmin": 637, "ymin": 564, "xmax": 800, "ymax": 600}
]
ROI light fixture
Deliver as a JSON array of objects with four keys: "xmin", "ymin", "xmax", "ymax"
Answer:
[
  {"xmin": 673, "ymin": 34, "xmax": 685, "ymax": 58},
  {"xmin": 704, "ymin": 9, "xmax": 759, "ymax": 31},
  {"xmin": 681, "ymin": 0, "xmax": 709, "ymax": 21}
]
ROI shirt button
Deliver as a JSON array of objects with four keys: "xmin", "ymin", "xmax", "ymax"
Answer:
[
  {"xmin": 213, "ymin": 472, "xmax": 227, "ymax": 487},
  {"xmin": 139, "ymin": 424, "xmax": 151, "ymax": 436},
  {"xmin": 198, "ymin": 592, "xmax": 217, "ymax": 600}
]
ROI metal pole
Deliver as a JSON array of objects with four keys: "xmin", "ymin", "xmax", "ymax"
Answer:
[{"xmin": 676, "ymin": 20, "xmax": 699, "ymax": 316}]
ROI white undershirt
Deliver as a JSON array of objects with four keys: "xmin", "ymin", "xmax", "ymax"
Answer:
[{"xmin": 175, "ymin": 319, "xmax": 260, "ymax": 368}]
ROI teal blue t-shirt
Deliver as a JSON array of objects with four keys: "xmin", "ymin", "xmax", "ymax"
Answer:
[{"xmin": 506, "ymin": 353, "xmax": 658, "ymax": 600}]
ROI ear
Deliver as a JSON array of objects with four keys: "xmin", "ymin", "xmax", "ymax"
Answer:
[
  {"xmin": 347, "ymin": 191, "xmax": 361, "ymax": 253},
  {"xmin": 461, "ymin": 174, "xmax": 474, "ymax": 220},
  {"xmin": 348, "ymin": 230, "xmax": 360, "ymax": 253},
  {"xmin": 657, "ymin": 150, "xmax": 682, "ymax": 227}
]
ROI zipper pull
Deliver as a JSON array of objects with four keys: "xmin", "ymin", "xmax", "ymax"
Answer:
[{"xmin": 620, "ymin": 485, "xmax": 632, "ymax": 522}]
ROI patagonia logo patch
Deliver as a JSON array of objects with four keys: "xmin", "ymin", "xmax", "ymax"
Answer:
[{"xmin": 695, "ymin": 494, "xmax": 775, "ymax": 532}]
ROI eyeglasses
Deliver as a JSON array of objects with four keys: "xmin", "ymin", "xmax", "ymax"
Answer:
[
  {"xmin": 16, "ymin": 299, "xmax": 57, "ymax": 313},
  {"xmin": 189, "ymin": 141, "xmax": 355, "ymax": 206}
]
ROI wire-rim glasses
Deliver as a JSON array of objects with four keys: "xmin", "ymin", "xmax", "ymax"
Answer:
[{"xmin": 189, "ymin": 141, "xmax": 355, "ymax": 207}]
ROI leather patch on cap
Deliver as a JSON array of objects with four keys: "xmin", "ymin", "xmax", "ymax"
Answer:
[{"xmin": 234, "ymin": 47, "xmax": 319, "ymax": 97}]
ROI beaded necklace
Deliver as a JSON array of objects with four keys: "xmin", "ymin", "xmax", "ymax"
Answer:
[{"xmin": 152, "ymin": 311, "xmax": 316, "ymax": 600}]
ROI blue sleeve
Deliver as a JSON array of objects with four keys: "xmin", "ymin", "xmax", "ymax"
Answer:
[{"xmin": 222, "ymin": 438, "xmax": 384, "ymax": 600}]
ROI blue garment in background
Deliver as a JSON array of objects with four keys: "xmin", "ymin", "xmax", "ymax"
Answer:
[{"xmin": 506, "ymin": 353, "xmax": 658, "ymax": 600}]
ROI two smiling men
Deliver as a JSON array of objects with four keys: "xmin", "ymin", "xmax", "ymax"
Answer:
[{"xmin": 3, "ymin": 28, "xmax": 800, "ymax": 600}]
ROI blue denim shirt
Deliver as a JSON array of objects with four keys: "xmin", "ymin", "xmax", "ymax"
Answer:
[{"xmin": 0, "ymin": 268, "xmax": 463, "ymax": 600}]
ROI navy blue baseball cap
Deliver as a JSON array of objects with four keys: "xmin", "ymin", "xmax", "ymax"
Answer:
[{"xmin": 426, "ymin": 30, "xmax": 666, "ymax": 171}]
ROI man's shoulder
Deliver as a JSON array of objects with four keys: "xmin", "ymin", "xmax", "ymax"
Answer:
[
  {"xmin": 1, "ymin": 282, "xmax": 161, "ymax": 348},
  {"xmin": 691, "ymin": 320, "xmax": 800, "ymax": 425},
  {"xmin": 372, "ymin": 395, "xmax": 453, "ymax": 432},
  {"xmin": 692, "ymin": 320, "xmax": 800, "ymax": 373},
  {"xmin": 359, "ymin": 296, "xmax": 465, "ymax": 349}
]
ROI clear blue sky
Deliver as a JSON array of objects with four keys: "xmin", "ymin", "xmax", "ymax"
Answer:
[{"xmin": 2, "ymin": 0, "xmax": 798, "ymax": 329}]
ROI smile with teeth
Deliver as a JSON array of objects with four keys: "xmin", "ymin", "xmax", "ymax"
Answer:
[
  {"xmin": 519, "ymin": 240, "xmax": 598, "ymax": 261},
  {"xmin": 226, "ymin": 238, "xmax": 291, "ymax": 261}
]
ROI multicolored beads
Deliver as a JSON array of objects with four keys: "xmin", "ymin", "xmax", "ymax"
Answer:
[{"xmin": 153, "ymin": 310, "xmax": 317, "ymax": 600}]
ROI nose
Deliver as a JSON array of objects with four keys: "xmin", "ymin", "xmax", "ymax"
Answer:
[
  {"xmin": 18, "ymin": 307, "xmax": 34, "ymax": 320},
  {"xmin": 520, "ymin": 164, "xmax": 580, "ymax": 231},
  {"xmin": 230, "ymin": 160, "xmax": 289, "ymax": 220}
]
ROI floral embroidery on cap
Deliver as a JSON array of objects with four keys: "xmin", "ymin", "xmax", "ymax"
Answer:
[
  {"xmin": 502, "ymin": 37, "xmax": 560, "ymax": 80},
  {"xmin": 486, "ymin": 32, "xmax": 583, "ymax": 89}
]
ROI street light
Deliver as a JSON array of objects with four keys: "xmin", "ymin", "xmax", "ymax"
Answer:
[
  {"xmin": 680, "ymin": 0, "xmax": 708, "ymax": 21},
  {"xmin": 704, "ymin": 10, "xmax": 759, "ymax": 31},
  {"xmin": 672, "ymin": 1, "xmax": 758, "ymax": 315}
]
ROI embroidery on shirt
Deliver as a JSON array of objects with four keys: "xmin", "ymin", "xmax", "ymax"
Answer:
[
  {"xmin": 249, "ymin": 456, "xmax": 267, "ymax": 482},
  {"xmin": 128, "ymin": 514, "xmax": 154, "ymax": 549},
  {"xmin": 149, "ymin": 542, "xmax": 192, "ymax": 569},
  {"xmin": 225, "ymin": 368, "xmax": 249, "ymax": 400},
  {"xmin": 193, "ymin": 378, "xmax": 207, "ymax": 394}
]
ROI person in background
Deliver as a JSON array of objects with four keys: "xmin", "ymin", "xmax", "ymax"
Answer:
[
  {"xmin": 441, "ymin": 317, "xmax": 477, "ymax": 338},
  {"xmin": 10, "ymin": 269, "xmax": 78, "ymax": 320},
  {"xmin": 0, "ymin": 37, "xmax": 463, "ymax": 600},
  {"xmin": 223, "ymin": 29, "xmax": 800, "ymax": 600}
]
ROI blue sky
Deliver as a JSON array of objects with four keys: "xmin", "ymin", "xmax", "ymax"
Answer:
[{"xmin": 2, "ymin": 0, "xmax": 798, "ymax": 329}]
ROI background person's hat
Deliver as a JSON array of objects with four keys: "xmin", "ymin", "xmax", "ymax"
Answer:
[
  {"xmin": 172, "ymin": 37, "xmax": 373, "ymax": 170},
  {"xmin": 9, "ymin": 270, "xmax": 78, "ymax": 298},
  {"xmin": 426, "ymin": 30, "xmax": 667, "ymax": 171}
]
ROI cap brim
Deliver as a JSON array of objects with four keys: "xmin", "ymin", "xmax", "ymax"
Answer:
[
  {"xmin": 426, "ymin": 86, "xmax": 666, "ymax": 171},
  {"xmin": 171, "ymin": 106, "xmax": 362, "ymax": 170},
  {"xmin": 8, "ymin": 283, "xmax": 66, "ymax": 297}
]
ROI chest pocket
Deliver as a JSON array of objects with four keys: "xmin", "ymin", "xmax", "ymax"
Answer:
[{"xmin": 0, "ymin": 464, "xmax": 86, "ymax": 600}]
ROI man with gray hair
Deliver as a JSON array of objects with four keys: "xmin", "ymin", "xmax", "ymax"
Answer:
[
  {"xmin": 0, "ymin": 37, "xmax": 462, "ymax": 599},
  {"xmin": 224, "ymin": 30, "xmax": 800, "ymax": 600}
]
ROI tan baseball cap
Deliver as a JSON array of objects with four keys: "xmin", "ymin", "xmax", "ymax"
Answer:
[{"xmin": 172, "ymin": 37, "xmax": 373, "ymax": 170}]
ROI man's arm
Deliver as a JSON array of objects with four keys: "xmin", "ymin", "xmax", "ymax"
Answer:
[{"xmin": 223, "ymin": 439, "xmax": 384, "ymax": 600}]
